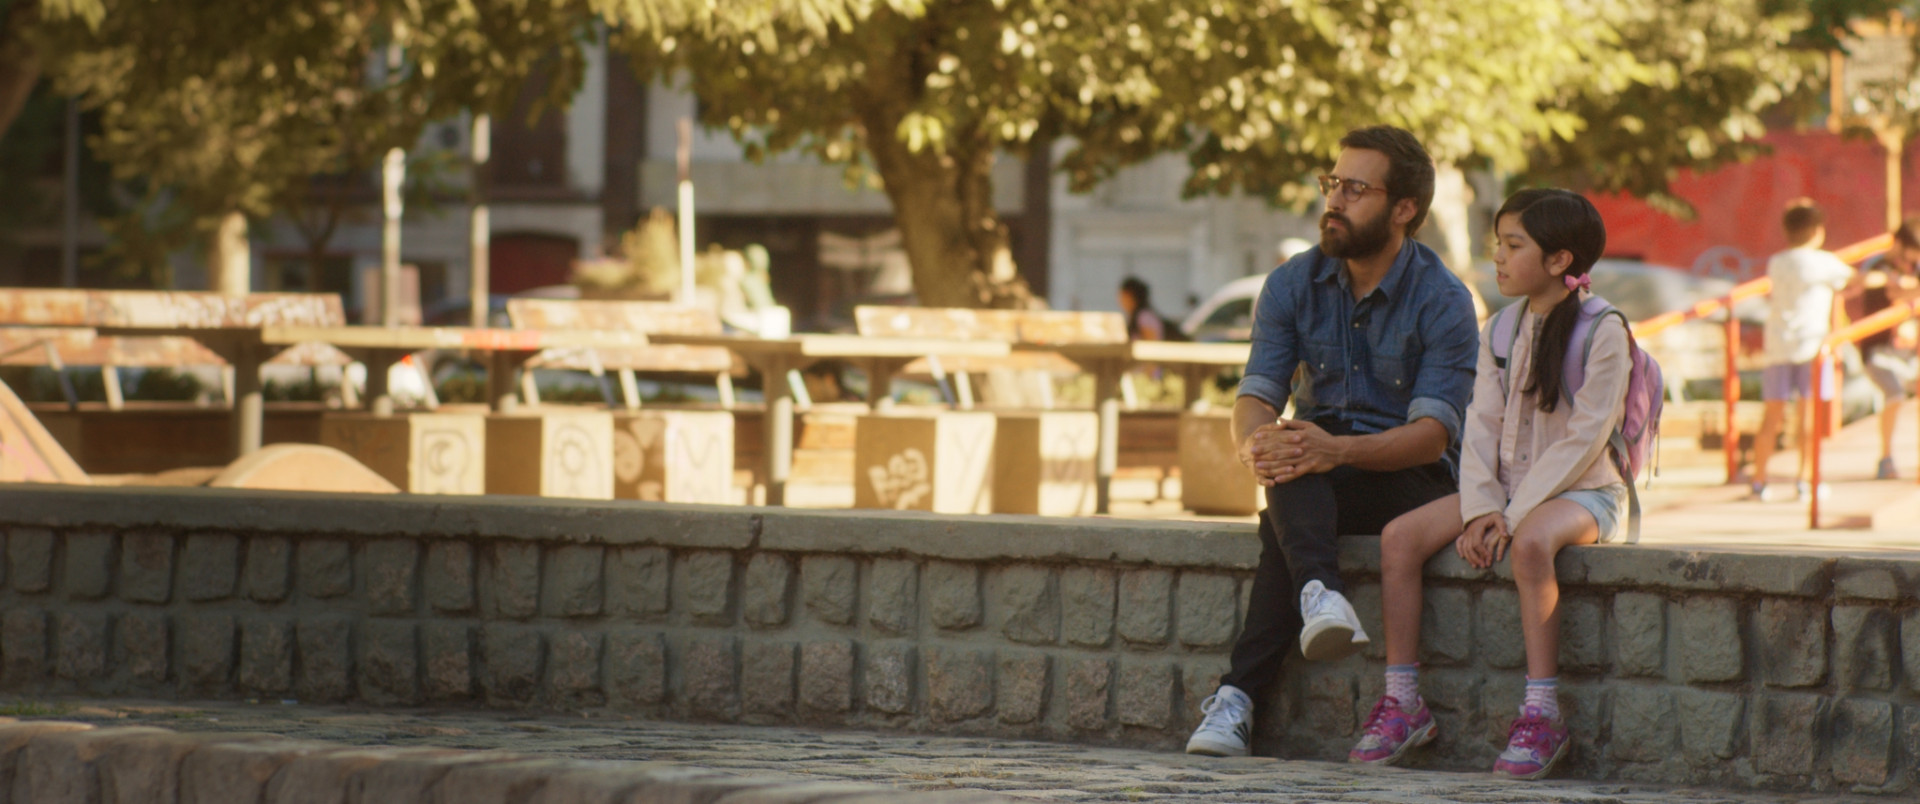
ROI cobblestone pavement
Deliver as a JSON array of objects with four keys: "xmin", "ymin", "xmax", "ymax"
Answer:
[{"xmin": 20, "ymin": 698, "xmax": 1888, "ymax": 804}]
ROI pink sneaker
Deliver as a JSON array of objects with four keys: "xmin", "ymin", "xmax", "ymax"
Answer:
[
  {"xmin": 1347, "ymin": 695, "xmax": 1436, "ymax": 765},
  {"xmin": 1492, "ymin": 705, "xmax": 1570, "ymax": 780}
]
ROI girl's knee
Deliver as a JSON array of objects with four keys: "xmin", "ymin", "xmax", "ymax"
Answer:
[{"xmin": 1510, "ymin": 532, "xmax": 1558, "ymax": 573}]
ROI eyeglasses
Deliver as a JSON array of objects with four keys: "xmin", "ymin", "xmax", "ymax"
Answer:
[{"xmin": 1318, "ymin": 174, "xmax": 1388, "ymax": 203}]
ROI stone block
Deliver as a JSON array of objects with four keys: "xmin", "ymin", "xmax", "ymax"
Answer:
[
  {"xmin": 1834, "ymin": 560, "xmax": 1904, "ymax": 600},
  {"xmin": 1674, "ymin": 688, "xmax": 1745, "ymax": 764},
  {"xmin": 296, "ymin": 617, "xmax": 352, "ymax": 702},
  {"xmin": 1675, "ymin": 597, "xmax": 1744, "ymax": 683},
  {"xmin": 1302, "ymin": 667, "xmax": 1358, "ymax": 737},
  {"xmin": 1756, "ymin": 598, "xmax": 1825, "ymax": 688},
  {"xmin": 237, "ymin": 617, "xmax": 292, "ymax": 695},
  {"xmin": 741, "ymin": 554, "xmax": 793, "ymax": 627},
  {"xmin": 1418, "ymin": 587, "xmax": 1472, "ymax": 666},
  {"xmin": 606, "ymin": 630, "xmax": 667, "ymax": 708},
  {"xmin": 297, "ymin": 539, "xmax": 352, "ymax": 599},
  {"xmin": 1060, "ymin": 567, "xmax": 1115, "ymax": 648},
  {"xmin": 64, "ymin": 530, "xmax": 115, "ymax": 600},
  {"xmin": 484, "ymin": 541, "xmax": 541, "ymax": 620},
  {"xmin": 612, "ymin": 409, "xmax": 734, "ymax": 503},
  {"xmin": 1752, "ymin": 693, "xmax": 1823, "ymax": 776},
  {"xmin": 430, "ymin": 759, "xmax": 586, "ymax": 804},
  {"xmin": 52, "ymin": 611, "xmax": 107, "ymax": 681},
  {"xmin": 0, "ymin": 721, "xmax": 93, "ymax": 800},
  {"xmin": 547, "ymin": 631, "xmax": 604, "ymax": 701},
  {"xmin": 425, "ymin": 541, "xmax": 475, "ymax": 614},
  {"xmin": 1607, "ymin": 686, "xmax": 1675, "ymax": 763},
  {"xmin": 542, "ymin": 544, "xmax": 606, "ymax": 618},
  {"xmin": 989, "ymin": 565, "xmax": 1058, "ymax": 645},
  {"xmin": 421, "ymin": 623, "xmax": 473, "ymax": 701},
  {"xmin": 178, "ymin": 613, "xmax": 234, "ymax": 691},
  {"xmin": 997, "ymin": 653, "xmax": 1049, "ymax": 726},
  {"xmin": 321, "ymin": 411, "xmax": 487, "ymax": 494},
  {"xmin": 866, "ymin": 559, "xmax": 917, "ymax": 635},
  {"xmin": 118, "ymin": 532, "xmax": 172, "ymax": 604},
  {"xmin": 799, "ymin": 640, "xmax": 855, "ymax": 715},
  {"xmin": 484, "ymin": 410, "xmax": 615, "ymax": 499},
  {"xmin": 1472, "ymin": 588, "xmax": 1524, "ymax": 669},
  {"xmin": 802, "ymin": 555, "xmax": 858, "ymax": 626},
  {"xmin": 180, "ymin": 532, "xmax": 239, "ymax": 602},
  {"xmin": 17, "ymin": 726, "xmax": 176, "ymax": 804},
  {"xmin": 1065, "ymin": 658, "xmax": 1113, "ymax": 731},
  {"xmin": 854, "ymin": 410, "xmax": 996, "ymax": 513},
  {"xmin": 115, "ymin": 612, "xmax": 168, "ymax": 684},
  {"xmin": 743, "ymin": 641, "xmax": 796, "ymax": 717},
  {"xmin": 241, "ymin": 536, "xmax": 290, "ymax": 603},
  {"xmin": 607, "ymin": 547, "xmax": 671, "ymax": 619},
  {"xmin": 1179, "ymin": 411, "xmax": 1263, "ymax": 514},
  {"xmin": 1558, "ymin": 595, "xmax": 1606, "ymax": 673},
  {"xmin": 91, "ymin": 729, "xmax": 220, "ymax": 804},
  {"xmin": 1115, "ymin": 660, "xmax": 1176, "ymax": 730},
  {"xmin": 1179, "ymin": 658, "xmax": 1232, "ymax": 731},
  {"xmin": 864, "ymin": 643, "xmax": 915, "ymax": 715},
  {"xmin": 1176, "ymin": 573, "xmax": 1238, "ymax": 649},
  {"xmin": 1831, "ymin": 605, "xmax": 1894, "ymax": 692},
  {"xmin": 925, "ymin": 561, "xmax": 981, "ymax": 631},
  {"xmin": 1612, "ymin": 592, "xmax": 1664, "ymax": 678},
  {"xmin": 359, "ymin": 620, "xmax": 419, "ymax": 705},
  {"xmin": 179, "ymin": 739, "xmax": 335, "ymax": 804},
  {"xmin": 1830, "ymin": 697, "xmax": 1893, "ymax": 786},
  {"xmin": 991, "ymin": 411, "xmax": 1096, "ymax": 516},
  {"xmin": 264, "ymin": 747, "xmax": 444, "ymax": 804},
  {"xmin": 363, "ymin": 539, "xmax": 420, "ymax": 615},
  {"xmin": 481, "ymin": 624, "xmax": 544, "ymax": 706},
  {"xmin": 7, "ymin": 527, "xmax": 51, "ymax": 593},
  {"xmin": 680, "ymin": 635, "xmax": 739, "ymax": 718},
  {"xmin": 1908, "ymin": 611, "xmax": 1920, "ymax": 695},
  {"xmin": 926, "ymin": 647, "xmax": 993, "ymax": 723},
  {"xmin": 667, "ymin": 550, "xmax": 732, "ymax": 626},
  {"xmin": 1117, "ymin": 569, "xmax": 1172, "ymax": 646},
  {"xmin": 1348, "ymin": 583, "xmax": 1385, "ymax": 661}
]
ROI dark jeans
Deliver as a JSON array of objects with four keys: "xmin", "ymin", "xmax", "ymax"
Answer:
[{"xmin": 1219, "ymin": 420, "xmax": 1454, "ymax": 697}]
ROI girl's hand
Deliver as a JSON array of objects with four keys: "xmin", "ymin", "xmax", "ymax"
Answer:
[
  {"xmin": 1456, "ymin": 514, "xmax": 1497, "ymax": 566},
  {"xmin": 1486, "ymin": 517, "xmax": 1512, "ymax": 567}
]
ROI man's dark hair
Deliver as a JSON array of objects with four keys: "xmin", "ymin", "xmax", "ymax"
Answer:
[
  {"xmin": 1120, "ymin": 276, "xmax": 1149, "ymax": 305},
  {"xmin": 1894, "ymin": 216, "xmax": 1920, "ymax": 250},
  {"xmin": 1338, "ymin": 126, "xmax": 1436, "ymax": 237},
  {"xmin": 1782, "ymin": 199, "xmax": 1824, "ymax": 243}
]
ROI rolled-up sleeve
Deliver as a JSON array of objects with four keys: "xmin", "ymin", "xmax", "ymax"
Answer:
[
  {"xmin": 1235, "ymin": 267, "xmax": 1300, "ymax": 412},
  {"xmin": 1406, "ymin": 283, "xmax": 1479, "ymax": 443}
]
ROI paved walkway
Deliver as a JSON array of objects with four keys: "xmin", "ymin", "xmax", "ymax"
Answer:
[{"xmin": 28, "ymin": 699, "xmax": 1887, "ymax": 803}]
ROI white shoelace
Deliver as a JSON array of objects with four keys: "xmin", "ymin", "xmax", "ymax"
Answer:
[{"xmin": 1197, "ymin": 693, "xmax": 1248, "ymax": 732}]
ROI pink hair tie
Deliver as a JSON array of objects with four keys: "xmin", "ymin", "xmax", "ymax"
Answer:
[{"xmin": 1564, "ymin": 274, "xmax": 1591, "ymax": 292}]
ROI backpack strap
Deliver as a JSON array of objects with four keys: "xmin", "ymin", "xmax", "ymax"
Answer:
[
  {"xmin": 1610, "ymin": 428, "xmax": 1642, "ymax": 544},
  {"xmin": 1566, "ymin": 297, "xmax": 1626, "ymax": 396},
  {"xmin": 1490, "ymin": 302, "xmax": 1526, "ymax": 396}
]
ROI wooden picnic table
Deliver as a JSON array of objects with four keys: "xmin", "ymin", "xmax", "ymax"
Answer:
[
  {"xmin": 1016, "ymin": 340, "xmax": 1251, "ymax": 513},
  {"xmin": 0, "ymin": 290, "xmax": 345, "ymax": 458},
  {"xmin": 261, "ymin": 326, "xmax": 648, "ymax": 416},
  {"xmin": 649, "ymin": 332, "xmax": 1011, "ymax": 506}
]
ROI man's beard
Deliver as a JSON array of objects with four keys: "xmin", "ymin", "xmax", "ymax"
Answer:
[{"xmin": 1320, "ymin": 208, "xmax": 1393, "ymax": 260}]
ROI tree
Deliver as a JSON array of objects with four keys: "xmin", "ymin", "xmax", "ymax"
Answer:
[{"xmin": 36, "ymin": 0, "xmax": 592, "ymax": 287}]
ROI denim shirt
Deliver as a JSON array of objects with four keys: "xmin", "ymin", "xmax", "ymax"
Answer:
[{"xmin": 1235, "ymin": 240, "xmax": 1479, "ymax": 477}]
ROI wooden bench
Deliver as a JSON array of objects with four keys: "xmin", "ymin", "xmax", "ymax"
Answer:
[{"xmin": 506, "ymin": 298, "xmax": 739, "ymax": 408}]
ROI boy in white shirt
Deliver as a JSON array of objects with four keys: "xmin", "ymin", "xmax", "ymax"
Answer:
[{"xmin": 1751, "ymin": 200, "xmax": 1854, "ymax": 501}]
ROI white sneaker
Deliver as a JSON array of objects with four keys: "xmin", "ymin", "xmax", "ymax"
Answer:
[
  {"xmin": 1185, "ymin": 685, "xmax": 1253, "ymax": 756},
  {"xmin": 1299, "ymin": 580, "xmax": 1369, "ymax": 662}
]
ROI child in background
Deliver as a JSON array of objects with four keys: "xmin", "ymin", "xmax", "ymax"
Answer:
[{"xmin": 1750, "ymin": 200, "xmax": 1853, "ymax": 500}]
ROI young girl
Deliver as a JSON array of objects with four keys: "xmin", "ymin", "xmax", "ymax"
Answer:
[{"xmin": 1345, "ymin": 189, "xmax": 1630, "ymax": 779}]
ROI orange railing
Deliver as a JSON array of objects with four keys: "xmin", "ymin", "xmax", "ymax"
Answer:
[
  {"xmin": 1628, "ymin": 233, "xmax": 1895, "ymax": 487},
  {"xmin": 1806, "ymin": 294, "xmax": 1920, "ymax": 527}
]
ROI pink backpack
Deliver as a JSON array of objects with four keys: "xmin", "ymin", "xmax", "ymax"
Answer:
[{"xmin": 1489, "ymin": 296, "xmax": 1662, "ymax": 543}]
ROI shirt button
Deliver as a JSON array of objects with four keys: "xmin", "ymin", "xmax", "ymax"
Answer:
[{"xmin": 1353, "ymin": 364, "xmax": 1360, "ymax": 371}]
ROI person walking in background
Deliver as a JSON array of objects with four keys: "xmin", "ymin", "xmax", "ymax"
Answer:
[
  {"xmin": 1183, "ymin": 126, "xmax": 1478, "ymax": 758},
  {"xmin": 1851, "ymin": 219, "xmax": 1920, "ymax": 479},
  {"xmin": 1750, "ymin": 200, "xmax": 1854, "ymax": 501},
  {"xmin": 1350, "ymin": 189, "xmax": 1630, "ymax": 779},
  {"xmin": 1118, "ymin": 276, "xmax": 1182, "ymax": 341}
]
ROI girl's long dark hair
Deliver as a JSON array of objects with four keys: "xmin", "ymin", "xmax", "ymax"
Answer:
[{"xmin": 1497, "ymin": 188, "xmax": 1607, "ymax": 413}]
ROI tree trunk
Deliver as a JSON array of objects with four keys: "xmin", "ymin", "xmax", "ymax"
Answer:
[
  {"xmin": 1418, "ymin": 162, "xmax": 1488, "ymax": 320},
  {"xmin": 208, "ymin": 211, "xmax": 250, "ymax": 296},
  {"xmin": 0, "ymin": 0, "xmax": 43, "ymax": 142}
]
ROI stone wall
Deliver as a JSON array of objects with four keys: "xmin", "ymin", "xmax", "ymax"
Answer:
[{"xmin": 0, "ymin": 485, "xmax": 1913, "ymax": 795}]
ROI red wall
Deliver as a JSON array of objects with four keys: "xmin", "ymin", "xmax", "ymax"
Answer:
[{"xmin": 1590, "ymin": 130, "xmax": 1895, "ymax": 279}]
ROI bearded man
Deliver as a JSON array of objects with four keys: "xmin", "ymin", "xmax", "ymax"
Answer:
[{"xmin": 1183, "ymin": 126, "xmax": 1479, "ymax": 757}]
